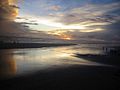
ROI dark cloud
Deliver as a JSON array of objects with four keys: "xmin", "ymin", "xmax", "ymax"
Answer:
[
  {"xmin": 19, "ymin": 22, "xmax": 39, "ymax": 25},
  {"xmin": 105, "ymin": 21, "xmax": 120, "ymax": 34},
  {"xmin": 0, "ymin": 20, "xmax": 58, "ymax": 41},
  {"xmin": 0, "ymin": 0, "xmax": 58, "ymax": 41}
]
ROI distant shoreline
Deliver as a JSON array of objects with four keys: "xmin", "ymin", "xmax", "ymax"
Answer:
[{"xmin": 0, "ymin": 43, "xmax": 77, "ymax": 49}]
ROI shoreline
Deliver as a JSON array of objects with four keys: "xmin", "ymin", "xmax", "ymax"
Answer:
[
  {"xmin": 0, "ymin": 43, "xmax": 76, "ymax": 49},
  {"xmin": 74, "ymin": 53, "xmax": 120, "ymax": 67}
]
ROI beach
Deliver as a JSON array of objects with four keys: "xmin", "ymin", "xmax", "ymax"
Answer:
[
  {"xmin": 1, "ymin": 65, "xmax": 119, "ymax": 90},
  {"xmin": 0, "ymin": 44, "xmax": 120, "ymax": 90},
  {"xmin": 0, "ymin": 0, "xmax": 120, "ymax": 89}
]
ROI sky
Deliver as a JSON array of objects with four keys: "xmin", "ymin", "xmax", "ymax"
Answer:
[
  {"xmin": 0, "ymin": 0, "xmax": 120, "ymax": 43},
  {"xmin": 17, "ymin": 0, "xmax": 120, "ymax": 31}
]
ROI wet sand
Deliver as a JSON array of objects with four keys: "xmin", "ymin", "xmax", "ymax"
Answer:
[
  {"xmin": 0, "ymin": 65, "xmax": 120, "ymax": 90},
  {"xmin": 74, "ymin": 54, "xmax": 120, "ymax": 67},
  {"xmin": 0, "ymin": 45, "xmax": 120, "ymax": 90}
]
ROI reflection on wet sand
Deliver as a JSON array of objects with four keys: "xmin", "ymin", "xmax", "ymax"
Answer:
[
  {"xmin": 0, "ymin": 45, "xmax": 120, "ymax": 90},
  {"xmin": 0, "ymin": 50, "xmax": 16, "ymax": 78},
  {"xmin": 0, "ymin": 45, "xmax": 113, "ymax": 78}
]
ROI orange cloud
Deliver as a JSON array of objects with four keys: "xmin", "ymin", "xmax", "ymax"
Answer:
[{"xmin": 0, "ymin": 0, "xmax": 19, "ymax": 20}]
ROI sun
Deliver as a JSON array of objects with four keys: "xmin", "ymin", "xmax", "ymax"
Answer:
[
  {"xmin": 63, "ymin": 37, "xmax": 71, "ymax": 40},
  {"xmin": 60, "ymin": 34, "xmax": 72, "ymax": 40},
  {"xmin": 65, "ymin": 37, "xmax": 71, "ymax": 40}
]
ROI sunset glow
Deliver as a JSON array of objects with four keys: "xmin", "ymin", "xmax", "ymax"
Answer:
[
  {"xmin": 48, "ymin": 30, "xmax": 72, "ymax": 40},
  {"xmin": 15, "ymin": 16, "xmax": 85, "ymax": 30},
  {"xmin": 1, "ymin": 0, "xmax": 120, "ymax": 43},
  {"xmin": 61, "ymin": 35, "xmax": 72, "ymax": 40}
]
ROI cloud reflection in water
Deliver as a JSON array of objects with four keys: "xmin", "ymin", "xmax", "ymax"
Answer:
[{"xmin": 0, "ymin": 45, "xmax": 105, "ymax": 77}]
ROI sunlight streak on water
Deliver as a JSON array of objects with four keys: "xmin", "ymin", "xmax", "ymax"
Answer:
[{"xmin": 0, "ymin": 44, "xmax": 116, "ymax": 77}]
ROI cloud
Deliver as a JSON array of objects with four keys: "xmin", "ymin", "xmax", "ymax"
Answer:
[
  {"xmin": 0, "ymin": 0, "xmax": 58, "ymax": 41},
  {"xmin": 47, "ymin": 5, "xmax": 61, "ymax": 11},
  {"xmin": 58, "ymin": 2, "xmax": 120, "ymax": 24},
  {"xmin": 1, "ymin": 0, "xmax": 119, "ymax": 43},
  {"xmin": 105, "ymin": 20, "xmax": 120, "ymax": 35},
  {"xmin": 50, "ymin": 2, "xmax": 120, "ymax": 32},
  {"xmin": 16, "ymin": 0, "xmax": 119, "ymax": 33},
  {"xmin": 47, "ymin": 26, "xmax": 120, "ymax": 43},
  {"xmin": 0, "ymin": 20, "xmax": 59, "ymax": 41},
  {"xmin": 0, "ymin": 0, "xmax": 19, "ymax": 20}
]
